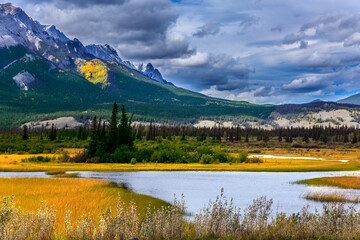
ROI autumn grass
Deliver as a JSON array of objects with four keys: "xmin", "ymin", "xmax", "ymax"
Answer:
[
  {"xmin": 0, "ymin": 178, "xmax": 169, "ymax": 234},
  {"xmin": 305, "ymin": 192, "xmax": 360, "ymax": 203},
  {"xmin": 0, "ymin": 147, "xmax": 359, "ymax": 172},
  {"xmin": 297, "ymin": 176, "xmax": 360, "ymax": 189},
  {"xmin": 1, "ymin": 154, "xmax": 360, "ymax": 172}
]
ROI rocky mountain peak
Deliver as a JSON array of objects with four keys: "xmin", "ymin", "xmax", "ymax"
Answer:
[
  {"xmin": 0, "ymin": 3, "xmax": 19, "ymax": 14},
  {"xmin": 85, "ymin": 44, "xmax": 122, "ymax": 64}
]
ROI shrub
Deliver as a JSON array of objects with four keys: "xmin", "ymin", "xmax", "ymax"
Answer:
[
  {"xmin": 67, "ymin": 152, "xmax": 89, "ymax": 163},
  {"xmin": 110, "ymin": 145, "xmax": 134, "ymax": 163},
  {"xmin": 238, "ymin": 151, "xmax": 248, "ymax": 163},
  {"xmin": 200, "ymin": 154, "xmax": 214, "ymax": 164},
  {"xmin": 213, "ymin": 151, "xmax": 230, "ymax": 163},
  {"xmin": 22, "ymin": 156, "xmax": 52, "ymax": 163},
  {"xmin": 246, "ymin": 157, "xmax": 264, "ymax": 163},
  {"xmin": 131, "ymin": 158, "xmax": 137, "ymax": 165}
]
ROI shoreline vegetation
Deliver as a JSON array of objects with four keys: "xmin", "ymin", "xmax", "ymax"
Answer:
[
  {"xmin": 297, "ymin": 176, "xmax": 360, "ymax": 203},
  {"xmin": 0, "ymin": 147, "xmax": 360, "ymax": 172},
  {"xmin": 2, "ymin": 184, "xmax": 360, "ymax": 239}
]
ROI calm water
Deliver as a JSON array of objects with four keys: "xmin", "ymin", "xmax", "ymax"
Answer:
[
  {"xmin": 2, "ymin": 171, "xmax": 360, "ymax": 215},
  {"xmin": 77, "ymin": 171, "xmax": 360, "ymax": 215}
]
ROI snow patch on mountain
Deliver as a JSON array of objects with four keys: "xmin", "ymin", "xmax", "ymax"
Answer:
[{"xmin": 13, "ymin": 72, "xmax": 35, "ymax": 91}]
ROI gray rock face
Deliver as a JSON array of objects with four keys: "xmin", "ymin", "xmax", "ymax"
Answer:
[
  {"xmin": 0, "ymin": 3, "xmax": 90, "ymax": 68},
  {"xmin": 44, "ymin": 25, "xmax": 70, "ymax": 42},
  {"xmin": 0, "ymin": 3, "xmax": 174, "ymax": 85},
  {"xmin": 123, "ymin": 61, "xmax": 174, "ymax": 86},
  {"xmin": 13, "ymin": 72, "xmax": 35, "ymax": 91},
  {"xmin": 0, "ymin": 3, "xmax": 58, "ymax": 49},
  {"xmin": 86, "ymin": 44, "xmax": 122, "ymax": 64}
]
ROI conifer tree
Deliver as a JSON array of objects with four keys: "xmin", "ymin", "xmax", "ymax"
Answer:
[
  {"xmin": 352, "ymin": 132, "xmax": 358, "ymax": 144},
  {"xmin": 278, "ymin": 131, "xmax": 282, "ymax": 142},
  {"xmin": 118, "ymin": 105, "xmax": 134, "ymax": 149},
  {"xmin": 88, "ymin": 116, "xmax": 98, "ymax": 158},
  {"xmin": 108, "ymin": 102, "xmax": 119, "ymax": 153},
  {"xmin": 22, "ymin": 125, "xmax": 29, "ymax": 140},
  {"xmin": 303, "ymin": 131, "xmax": 309, "ymax": 143},
  {"xmin": 49, "ymin": 124, "xmax": 57, "ymax": 141}
]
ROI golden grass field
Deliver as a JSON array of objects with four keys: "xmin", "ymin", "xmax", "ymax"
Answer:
[
  {"xmin": 0, "ymin": 177, "xmax": 168, "ymax": 233},
  {"xmin": 0, "ymin": 148, "xmax": 360, "ymax": 172}
]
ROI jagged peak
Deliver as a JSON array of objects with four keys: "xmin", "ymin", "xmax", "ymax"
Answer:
[
  {"xmin": 146, "ymin": 63, "xmax": 154, "ymax": 72},
  {"xmin": 0, "ymin": 3, "xmax": 19, "ymax": 14}
]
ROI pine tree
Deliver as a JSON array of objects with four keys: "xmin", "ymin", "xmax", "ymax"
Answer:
[
  {"xmin": 147, "ymin": 121, "xmax": 153, "ymax": 141},
  {"xmin": 320, "ymin": 133, "xmax": 328, "ymax": 143},
  {"xmin": 278, "ymin": 131, "xmax": 282, "ymax": 142},
  {"xmin": 88, "ymin": 116, "xmax": 98, "ymax": 158},
  {"xmin": 352, "ymin": 132, "xmax": 358, "ymax": 144},
  {"xmin": 22, "ymin": 125, "xmax": 29, "ymax": 140},
  {"xmin": 229, "ymin": 127, "xmax": 234, "ymax": 142},
  {"xmin": 49, "ymin": 124, "xmax": 57, "ymax": 141},
  {"xmin": 303, "ymin": 131, "xmax": 309, "ymax": 143},
  {"xmin": 118, "ymin": 105, "xmax": 134, "ymax": 149},
  {"xmin": 108, "ymin": 102, "xmax": 119, "ymax": 153}
]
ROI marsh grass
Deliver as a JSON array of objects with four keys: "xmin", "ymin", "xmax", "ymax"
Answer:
[
  {"xmin": 3, "ymin": 189, "xmax": 360, "ymax": 239},
  {"xmin": 297, "ymin": 176, "xmax": 360, "ymax": 189},
  {"xmin": 305, "ymin": 192, "xmax": 360, "ymax": 203},
  {"xmin": 0, "ymin": 178, "xmax": 168, "ymax": 235}
]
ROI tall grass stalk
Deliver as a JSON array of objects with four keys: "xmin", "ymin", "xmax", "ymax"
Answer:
[{"xmin": 3, "ymin": 191, "xmax": 360, "ymax": 239}]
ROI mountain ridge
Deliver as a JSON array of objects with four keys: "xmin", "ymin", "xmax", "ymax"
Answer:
[{"xmin": 0, "ymin": 3, "xmax": 275, "ymax": 127}]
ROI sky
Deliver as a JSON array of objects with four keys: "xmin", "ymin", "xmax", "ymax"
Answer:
[{"xmin": 8, "ymin": 0, "xmax": 360, "ymax": 104}]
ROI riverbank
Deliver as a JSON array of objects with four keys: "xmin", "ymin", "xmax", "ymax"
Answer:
[{"xmin": 1, "ymin": 150, "xmax": 360, "ymax": 172}]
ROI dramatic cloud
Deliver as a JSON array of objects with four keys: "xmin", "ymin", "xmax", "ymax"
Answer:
[
  {"xmin": 32, "ymin": 0, "xmax": 127, "ymax": 7},
  {"xmin": 10, "ymin": 0, "xmax": 360, "ymax": 104},
  {"xmin": 19, "ymin": 0, "xmax": 193, "ymax": 60},
  {"xmin": 193, "ymin": 22, "xmax": 221, "ymax": 38},
  {"xmin": 166, "ymin": 53, "xmax": 254, "ymax": 91}
]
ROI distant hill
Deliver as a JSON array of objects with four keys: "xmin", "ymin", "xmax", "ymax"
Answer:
[
  {"xmin": 337, "ymin": 93, "xmax": 360, "ymax": 105},
  {"xmin": 310, "ymin": 99, "xmax": 323, "ymax": 103}
]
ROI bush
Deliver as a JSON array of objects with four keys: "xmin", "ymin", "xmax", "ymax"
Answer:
[
  {"xmin": 200, "ymin": 154, "xmax": 214, "ymax": 164},
  {"xmin": 130, "ymin": 158, "xmax": 137, "ymax": 165},
  {"xmin": 22, "ymin": 156, "xmax": 52, "ymax": 163},
  {"xmin": 110, "ymin": 145, "xmax": 134, "ymax": 163},
  {"xmin": 246, "ymin": 157, "xmax": 264, "ymax": 163},
  {"xmin": 135, "ymin": 148, "xmax": 154, "ymax": 162},
  {"xmin": 213, "ymin": 151, "xmax": 230, "ymax": 163},
  {"xmin": 238, "ymin": 151, "xmax": 248, "ymax": 163},
  {"xmin": 68, "ymin": 152, "xmax": 90, "ymax": 163}
]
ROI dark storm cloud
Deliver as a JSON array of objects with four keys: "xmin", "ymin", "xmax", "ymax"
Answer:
[
  {"xmin": 34, "ymin": 0, "xmax": 128, "ymax": 7},
  {"xmin": 26, "ymin": 0, "xmax": 193, "ymax": 60},
  {"xmin": 193, "ymin": 22, "xmax": 221, "ymax": 38},
  {"xmin": 169, "ymin": 54, "xmax": 255, "ymax": 91}
]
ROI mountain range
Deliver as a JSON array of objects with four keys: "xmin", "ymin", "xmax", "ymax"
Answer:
[
  {"xmin": 0, "ymin": 3, "xmax": 275, "ymax": 127},
  {"xmin": 0, "ymin": 3, "xmax": 359, "ymax": 128}
]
